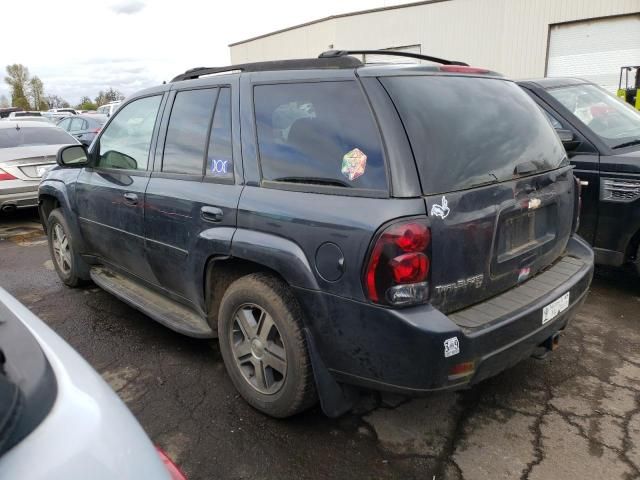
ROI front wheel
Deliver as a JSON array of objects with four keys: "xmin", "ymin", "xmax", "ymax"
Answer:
[
  {"xmin": 47, "ymin": 209, "xmax": 89, "ymax": 287},
  {"xmin": 217, "ymin": 273, "xmax": 317, "ymax": 418}
]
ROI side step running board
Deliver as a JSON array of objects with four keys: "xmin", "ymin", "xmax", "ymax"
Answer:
[{"xmin": 90, "ymin": 266, "xmax": 214, "ymax": 339}]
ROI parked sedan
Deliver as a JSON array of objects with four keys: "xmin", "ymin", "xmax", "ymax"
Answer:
[
  {"xmin": 0, "ymin": 288, "xmax": 185, "ymax": 480},
  {"xmin": 57, "ymin": 114, "xmax": 107, "ymax": 146},
  {"xmin": 0, "ymin": 122, "xmax": 77, "ymax": 213},
  {"xmin": 1, "ymin": 116, "xmax": 51, "ymax": 124},
  {"xmin": 8, "ymin": 111, "xmax": 43, "ymax": 119}
]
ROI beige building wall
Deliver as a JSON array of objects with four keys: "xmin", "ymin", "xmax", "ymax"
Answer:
[{"xmin": 230, "ymin": 0, "xmax": 640, "ymax": 78}]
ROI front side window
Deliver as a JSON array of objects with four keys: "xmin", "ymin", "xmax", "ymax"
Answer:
[
  {"xmin": 548, "ymin": 83, "xmax": 640, "ymax": 149},
  {"xmin": 162, "ymin": 88, "xmax": 217, "ymax": 175},
  {"xmin": 542, "ymin": 110, "xmax": 563, "ymax": 130},
  {"xmin": 254, "ymin": 81, "xmax": 386, "ymax": 191},
  {"xmin": 97, "ymin": 95, "xmax": 162, "ymax": 170},
  {"xmin": 70, "ymin": 117, "xmax": 85, "ymax": 132},
  {"xmin": 206, "ymin": 87, "xmax": 233, "ymax": 180}
]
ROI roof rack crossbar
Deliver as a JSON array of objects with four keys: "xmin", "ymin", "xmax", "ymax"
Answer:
[
  {"xmin": 171, "ymin": 66, "xmax": 245, "ymax": 82},
  {"xmin": 171, "ymin": 56, "xmax": 363, "ymax": 82},
  {"xmin": 319, "ymin": 49, "xmax": 468, "ymax": 66}
]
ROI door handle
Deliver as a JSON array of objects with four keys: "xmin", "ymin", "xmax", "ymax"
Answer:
[
  {"xmin": 123, "ymin": 192, "xmax": 138, "ymax": 205},
  {"xmin": 201, "ymin": 206, "xmax": 223, "ymax": 222},
  {"xmin": 579, "ymin": 180, "xmax": 589, "ymax": 187}
]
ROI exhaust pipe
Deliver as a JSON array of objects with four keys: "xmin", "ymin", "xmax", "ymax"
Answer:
[
  {"xmin": 1, "ymin": 204, "xmax": 17, "ymax": 214},
  {"xmin": 532, "ymin": 332, "xmax": 561, "ymax": 360}
]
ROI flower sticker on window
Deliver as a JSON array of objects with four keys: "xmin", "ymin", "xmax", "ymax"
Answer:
[{"xmin": 341, "ymin": 148, "xmax": 367, "ymax": 181}]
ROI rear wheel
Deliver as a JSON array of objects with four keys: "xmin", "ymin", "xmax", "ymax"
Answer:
[
  {"xmin": 47, "ymin": 209, "xmax": 89, "ymax": 287},
  {"xmin": 217, "ymin": 273, "xmax": 316, "ymax": 417}
]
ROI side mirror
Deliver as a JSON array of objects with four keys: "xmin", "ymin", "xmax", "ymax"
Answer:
[
  {"xmin": 557, "ymin": 129, "xmax": 580, "ymax": 152},
  {"xmin": 57, "ymin": 144, "xmax": 89, "ymax": 167}
]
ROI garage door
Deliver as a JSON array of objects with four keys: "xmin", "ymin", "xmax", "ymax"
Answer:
[
  {"xmin": 547, "ymin": 15, "xmax": 640, "ymax": 93},
  {"xmin": 363, "ymin": 45, "xmax": 421, "ymax": 64}
]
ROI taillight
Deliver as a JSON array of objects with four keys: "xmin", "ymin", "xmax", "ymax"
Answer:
[
  {"xmin": 364, "ymin": 219, "xmax": 431, "ymax": 306},
  {"xmin": 91, "ymin": 127, "xmax": 101, "ymax": 133},
  {"xmin": 156, "ymin": 447, "xmax": 187, "ymax": 480},
  {"xmin": 440, "ymin": 65, "xmax": 490, "ymax": 74},
  {"xmin": 0, "ymin": 169, "xmax": 17, "ymax": 181}
]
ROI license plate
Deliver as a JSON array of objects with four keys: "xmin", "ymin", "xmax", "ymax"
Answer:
[
  {"xmin": 36, "ymin": 165, "xmax": 52, "ymax": 177},
  {"xmin": 542, "ymin": 292, "xmax": 570, "ymax": 324}
]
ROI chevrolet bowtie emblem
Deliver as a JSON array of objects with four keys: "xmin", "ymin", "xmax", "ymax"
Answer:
[{"xmin": 528, "ymin": 198, "xmax": 542, "ymax": 210}]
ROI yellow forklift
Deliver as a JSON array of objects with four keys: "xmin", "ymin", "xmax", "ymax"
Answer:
[{"xmin": 617, "ymin": 65, "xmax": 640, "ymax": 110}]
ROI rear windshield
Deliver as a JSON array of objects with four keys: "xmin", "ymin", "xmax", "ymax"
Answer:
[
  {"xmin": 381, "ymin": 76, "xmax": 567, "ymax": 194},
  {"xmin": 0, "ymin": 127, "xmax": 75, "ymax": 148}
]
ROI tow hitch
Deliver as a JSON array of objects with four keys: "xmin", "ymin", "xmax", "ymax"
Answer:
[{"xmin": 532, "ymin": 332, "xmax": 561, "ymax": 360}]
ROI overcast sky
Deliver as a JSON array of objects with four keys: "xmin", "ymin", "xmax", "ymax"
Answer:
[{"xmin": 1, "ymin": 0, "xmax": 408, "ymax": 105}]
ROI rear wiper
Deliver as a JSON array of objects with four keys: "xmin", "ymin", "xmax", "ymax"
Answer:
[
  {"xmin": 514, "ymin": 161, "xmax": 538, "ymax": 176},
  {"xmin": 468, "ymin": 173, "xmax": 499, "ymax": 188},
  {"xmin": 273, "ymin": 176, "xmax": 350, "ymax": 187},
  {"xmin": 612, "ymin": 139, "xmax": 640, "ymax": 150}
]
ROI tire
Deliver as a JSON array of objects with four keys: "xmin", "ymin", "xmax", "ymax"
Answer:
[
  {"xmin": 47, "ymin": 209, "xmax": 89, "ymax": 287},
  {"xmin": 218, "ymin": 273, "xmax": 317, "ymax": 418}
]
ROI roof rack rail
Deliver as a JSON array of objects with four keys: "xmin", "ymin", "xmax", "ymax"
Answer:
[
  {"xmin": 319, "ymin": 49, "xmax": 468, "ymax": 66},
  {"xmin": 171, "ymin": 56, "xmax": 363, "ymax": 82}
]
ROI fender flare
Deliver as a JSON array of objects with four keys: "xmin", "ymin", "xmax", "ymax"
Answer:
[
  {"xmin": 38, "ymin": 181, "xmax": 87, "ymax": 252},
  {"xmin": 230, "ymin": 229, "xmax": 320, "ymax": 291}
]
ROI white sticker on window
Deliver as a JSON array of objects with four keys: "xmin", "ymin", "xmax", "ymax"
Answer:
[{"xmin": 444, "ymin": 337, "xmax": 460, "ymax": 358}]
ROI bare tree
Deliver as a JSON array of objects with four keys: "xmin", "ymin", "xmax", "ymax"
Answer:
[
  {"xmin": 45, "ymin": 94, "xmax": 70, "ymax": 109},
  {"xmin": 0, "ymin": 94, "xmax": 9, "ymax": 108}
]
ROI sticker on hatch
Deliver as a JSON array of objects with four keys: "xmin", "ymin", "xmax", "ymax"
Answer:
[
  {"xmin": 542, "ymin": 292, "xmax": 570, "ymax": 324},
  {"xmin": 444, "ymin": 337, "xmax": 460, "ymax": 358}
]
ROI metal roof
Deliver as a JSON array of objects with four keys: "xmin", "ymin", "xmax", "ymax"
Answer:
[{"xmin": 228, "ymin": 0, "xmax": 452, "ymax": 47}]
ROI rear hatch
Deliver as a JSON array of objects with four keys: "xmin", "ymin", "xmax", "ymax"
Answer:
[{"xmin": 381, "ymin": 74, "xmax": 574, "ymax": 313}]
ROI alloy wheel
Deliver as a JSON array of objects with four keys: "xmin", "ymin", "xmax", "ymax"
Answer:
[
  {"xmin": 230, "ymin": 304, "xmax": 287, "ymax": 394},
  {"xmin": 52, "ymin": 223, "xmax": 72, "ymax": 275}
]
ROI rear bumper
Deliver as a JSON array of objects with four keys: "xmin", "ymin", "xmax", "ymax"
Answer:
[
  {"xmin": 295, "ymin": 235, "xmax": 594, "ymax": 394},
  {"xmin": 1, "ymin": 184, "xmax": 39, "ymax": 209}
]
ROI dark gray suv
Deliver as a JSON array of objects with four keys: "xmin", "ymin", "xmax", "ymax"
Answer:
[{"xmin": 39, "ymin": 50, "xmax": 594, "ymax": 418}]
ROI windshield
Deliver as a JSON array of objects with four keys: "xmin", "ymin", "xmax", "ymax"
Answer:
[
  {"xmin": 548, "ymin": 83, "xmax": 640, "ymax": 148},
  {"xmin": 381, "ymin": 76, "xmax": 567, "ymax": 194},
  {"xmin": 0, "ymin": 127, "xmax": 75, "ymax": 148}
]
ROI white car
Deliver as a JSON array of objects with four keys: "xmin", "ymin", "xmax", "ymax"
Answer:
[
  {"xmin": 0, "ymin": 287, "xmax": 185, "ymax": 480},
  {"xmin": 0, "ymin": 122, "xmax": 77, "ymax": 213},
  {"xmin": 7, "ymin": 111, "xmax": 43, "ymax": 119},
  {"xmin": 96, "ymin": 101, "xmax": 122, "ymax": 117}
]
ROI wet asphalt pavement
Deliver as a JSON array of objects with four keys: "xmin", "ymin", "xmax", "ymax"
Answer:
[{"xmin": 1, "ymin": 209, "xmax": 639, "ymax": 480}]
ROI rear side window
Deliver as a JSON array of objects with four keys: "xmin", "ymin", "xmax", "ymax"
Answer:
[
  {"xmin": 254, "ymin": 81, "xmax": 386, "ymax": 191},
  {"xmin": 381, "ymin": 76, "xmax": 567, "ymax": 194},
  {"xmin": 206, "ymin": 87, "xmax": 233, "ymax": 179},
  {"xmin": 69, "ymin": 118, "xmax": 86, "ymax": 131},
  {"xmin": 163, "ymin": 88, "xmax": 217, "ymax": 175}
]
